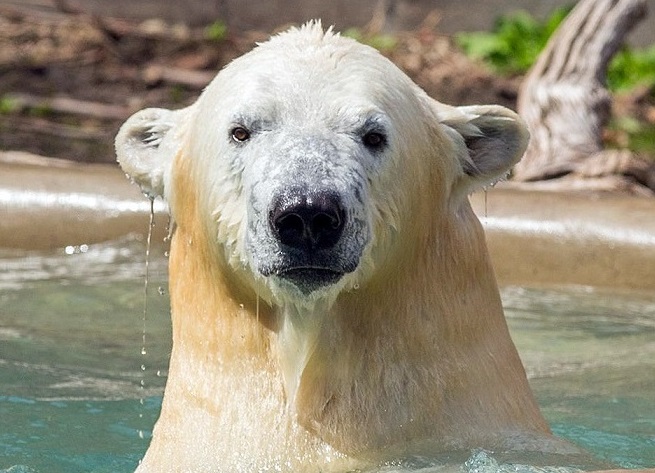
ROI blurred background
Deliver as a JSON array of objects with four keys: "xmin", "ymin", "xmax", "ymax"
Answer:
[
  {"xmin": 4, "ymin": 0, "xmax": 655, "ymax": 42},
  {"xmin": 1, "ymin": 0, "xmax": 654, "ymax": 165}
]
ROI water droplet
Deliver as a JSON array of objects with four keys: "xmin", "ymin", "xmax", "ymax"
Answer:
[
  {"xmin": 138, "ymin": 430, "xmax": 144, "ymax": 439},
  {"xmin": 64, "ymin": 245, "xmax": 75, "ymax": 255},
  {"xmin": 79, "ymin": 243, "xmax": 89, "ymax": 253},
  {"xmin": 353, "ymin": 283, "xmax": 360, "ymax": 290},
  {"xmin": 164, "ymin": 251, "xmax": 170, "ymax": 257},
  {"xmin": 156, "ymin": 370, "xmax": 162, "ymax": 377},
  {"xmin": 239, "ymin": 303, "xmax": 244, "ymax": 309},
  {"xmin": 157, "ymin": 286, "xmax": 166, "ymax": 296},
  {"xmin": 136, "ymin": 200, "xmax": 155, "ymax": 428}
]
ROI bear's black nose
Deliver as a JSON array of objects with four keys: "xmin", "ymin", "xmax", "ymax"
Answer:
[{"xmin": 269, "ymin": 189, "xmax": 345, "ymax": 251}]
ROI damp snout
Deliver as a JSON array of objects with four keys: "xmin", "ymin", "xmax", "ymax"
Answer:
[
  {"xmin": 269, "ymin": 188, "xmax": 346, "ymax": 251},
  {"xmin": 265, "ymin": 187, "xmax": 355, "ymax": 294}
]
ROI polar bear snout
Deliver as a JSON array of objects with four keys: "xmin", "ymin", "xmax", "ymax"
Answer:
[
  {"xmin": 269, "ymin": 188, "xmax": 346, "ymax": 252},
  {"xmin": 263, "ymin": 186, "xmax": 359, "ymax": 295}
]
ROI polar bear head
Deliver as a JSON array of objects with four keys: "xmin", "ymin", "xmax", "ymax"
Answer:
[{"xmin": 116, "ymin": 22, "xmax": 528, "ymax": 307}]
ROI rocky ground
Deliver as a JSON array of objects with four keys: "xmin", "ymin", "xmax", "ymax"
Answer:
[{"xmin": 0, "ymin": 6, "xmax": 652, "ymax": 166}]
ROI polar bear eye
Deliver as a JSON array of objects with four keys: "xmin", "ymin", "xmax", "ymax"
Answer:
[
  {"xmin": 231, "ymin": 126, "xmax": 251, "ymax": 143},
  {"xmin": 362, "ymin": 131, "xmax": 386, "ymax": 150}
]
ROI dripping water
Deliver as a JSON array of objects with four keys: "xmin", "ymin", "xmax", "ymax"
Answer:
[{"xmin": 137, "ymin": 197, "xmax": 156, "ymax": 440}]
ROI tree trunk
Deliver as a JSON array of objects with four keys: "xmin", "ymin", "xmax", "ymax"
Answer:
[{"xmin": 513, "ymin": 0, "xmax": 647, "ymax": 182}]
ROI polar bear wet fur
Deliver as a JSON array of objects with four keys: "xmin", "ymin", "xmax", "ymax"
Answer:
[{"xmin": 116, "ymin": 22, "xmax": 566, "ymax": 472}]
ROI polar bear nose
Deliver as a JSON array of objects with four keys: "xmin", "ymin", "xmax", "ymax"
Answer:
[{"xmin": 269, "ymin": 189, "xmax": 346, "ymax": 251}]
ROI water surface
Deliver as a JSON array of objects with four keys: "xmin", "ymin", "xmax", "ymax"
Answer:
[{"xmin": 0, "ymin": 240, "xmax": 653, "ymax": 471}]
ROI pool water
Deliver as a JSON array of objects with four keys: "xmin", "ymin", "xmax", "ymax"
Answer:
[
  {"xmin": 1, "ymin": 240, "xmax": 653, "ymax": 472},
  {"xmin": 502, "ymin": 286, "xmax": 655, "ymax": 469}
]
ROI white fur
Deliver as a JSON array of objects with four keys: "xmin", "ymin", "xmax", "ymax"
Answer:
[{"xmin": 115, "ymin": 21, "xmax": 541, "ymax": 473}]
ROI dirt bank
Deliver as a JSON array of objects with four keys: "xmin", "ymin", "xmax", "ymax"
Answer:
[
  {"xmin": 1, "ymin": 7, "xmax": 652, "ymax": 170},
  {"xmin": 0, "ymin": 9, "xmax": 517, "ymax": 163}
]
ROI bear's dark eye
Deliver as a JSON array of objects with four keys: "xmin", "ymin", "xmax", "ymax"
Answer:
[
  {"xmin": 362, "ymin": 131, "xmax": 386, "ymax": 150},
  {"xmin": 231, "ymin": 126, "xmax": 251, "ymax": 143}
]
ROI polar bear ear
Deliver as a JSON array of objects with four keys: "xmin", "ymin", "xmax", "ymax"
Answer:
[
  {"xmin": 437, "ymin": 103, "xmax": 529, "ymax": 190},
  {"xmin": 115, "ymin": 107, "xmax": 190, "ymax": 198}
]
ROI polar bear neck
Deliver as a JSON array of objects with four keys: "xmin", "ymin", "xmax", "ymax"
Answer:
[
  {"xmin": 290, "ymin": 203, "xmax": 550, "ymax": 453},
  {"xmin": 155, "ymin": 222, "xmax": 347, "ymax": 471},
  {"xmin": 161, "ymin": 191, "xmax": 548, "ymax": 462},
  {"xmin": 153, "ymin": 152, "xmax": 549, "ymax": 469}
]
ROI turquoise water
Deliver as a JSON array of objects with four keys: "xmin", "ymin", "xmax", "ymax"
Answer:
[
  {"xmin": 0, "ymin": 241, "xmax": 170, "ymax": 473},
  {"xmin": 502, "ymin": 286, "xmax": 655, "ymax": 468},
  {"xmin": 1, "ymin": 240, "xmax": 653, "ymax": 472}
]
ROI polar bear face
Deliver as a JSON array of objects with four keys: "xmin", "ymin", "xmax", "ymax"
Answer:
[
  {"xmin": 116, "ymin": 22, "xmax": 528, "ymax": 306},
  {"xmin": 210, "ymin": 65, "xmax": 391, "ymax": 297}
]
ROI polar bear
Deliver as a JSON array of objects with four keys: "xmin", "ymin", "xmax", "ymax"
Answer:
[{"xmin": 116, "ymin": 22, "xmax": 578, "ymax": 472}]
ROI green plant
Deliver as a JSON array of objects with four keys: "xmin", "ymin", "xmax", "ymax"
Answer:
[
  {"xmin": 343, "ymin": 28, "xmax": 397, "ymax": 52},
  {"xmin": 607, "ymin": 115, "xmax": 655, "ymax": 156},
  {"xmin": 205, "ymin": 20, "xmax": 228, "ymax": 42},
  {"xmin": 0, "ymin": 96, "xmax": 18, "ymax": 115},
  {"xmin": 456, "ymin": 7, "xmax": 571, "ymax": 75},
  {"xmin": 457, "ymin": 7, "xmax": 655, "ymax": 94},
  {"xmin": 169, "ymin": 84, "xmax": 186, "ymax": 104},
  {"xmin": 608, "ymin": 45, "xmax": 655, "ymax": 92},
  {"xmin": 28, "ymin": 102, "xmax": 52, "ymax": 118}
]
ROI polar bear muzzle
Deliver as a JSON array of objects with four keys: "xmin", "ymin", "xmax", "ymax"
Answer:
[
  {"xmin": 269, "ymin": 187, "xmax": 346, "ymax": 252},
  {"xmin": 262, "ymin": 186, "xmax": 359, "ymax": 295}
]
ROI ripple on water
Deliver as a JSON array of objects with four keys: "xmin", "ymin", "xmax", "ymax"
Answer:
[
  {"xmin": 0, "ymin": 237, "xmax": 168, "ymax": 291},
  {"xmin": 0, "ymin": 243, "xmax": 653, "ymax": 471}
]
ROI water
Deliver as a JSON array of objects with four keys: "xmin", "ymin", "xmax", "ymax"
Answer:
[
  {"xmin": 0, "ymin": 239, "xmax": 170, "ymax": 473},
  {"xmin": 0, "ymin": 240, "xmax": 653, "ymax": 472},
  {"xmin": 503, "ymin": 286, "xmax": 655, "ymax": 469}
]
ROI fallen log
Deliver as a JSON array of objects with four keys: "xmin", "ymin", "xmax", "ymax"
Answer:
[
  {"xmin": 513, "ymin": 0, "xmax": 653, "ymax": 193},
  {"xmin": 4, "ymin": 93, "xmax": 131, "ymax": 120},
  {"xmin": 8, "ymin": 116, "xmax": 109, "ymax": 141},
  {"xmin": 142, "ymin": 64, "xmax": 215, "ymax": 88}
]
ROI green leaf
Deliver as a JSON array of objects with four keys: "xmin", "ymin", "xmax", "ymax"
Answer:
[{"xmin": 205, "ymin": 20, "xmax": 228, "ymax": 42}]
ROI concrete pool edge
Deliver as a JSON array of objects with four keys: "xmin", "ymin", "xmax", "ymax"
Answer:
[
  {"xmin": 469, "ymin": 188, "xmax": 655, "ymax": 292},
  {"xmin": 0, "ymin": 151, "xmax": 170, "ymax": 250},
  {"xmin": 2, "ymin": 151, "xmax": 655, "ymax": 291}
]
